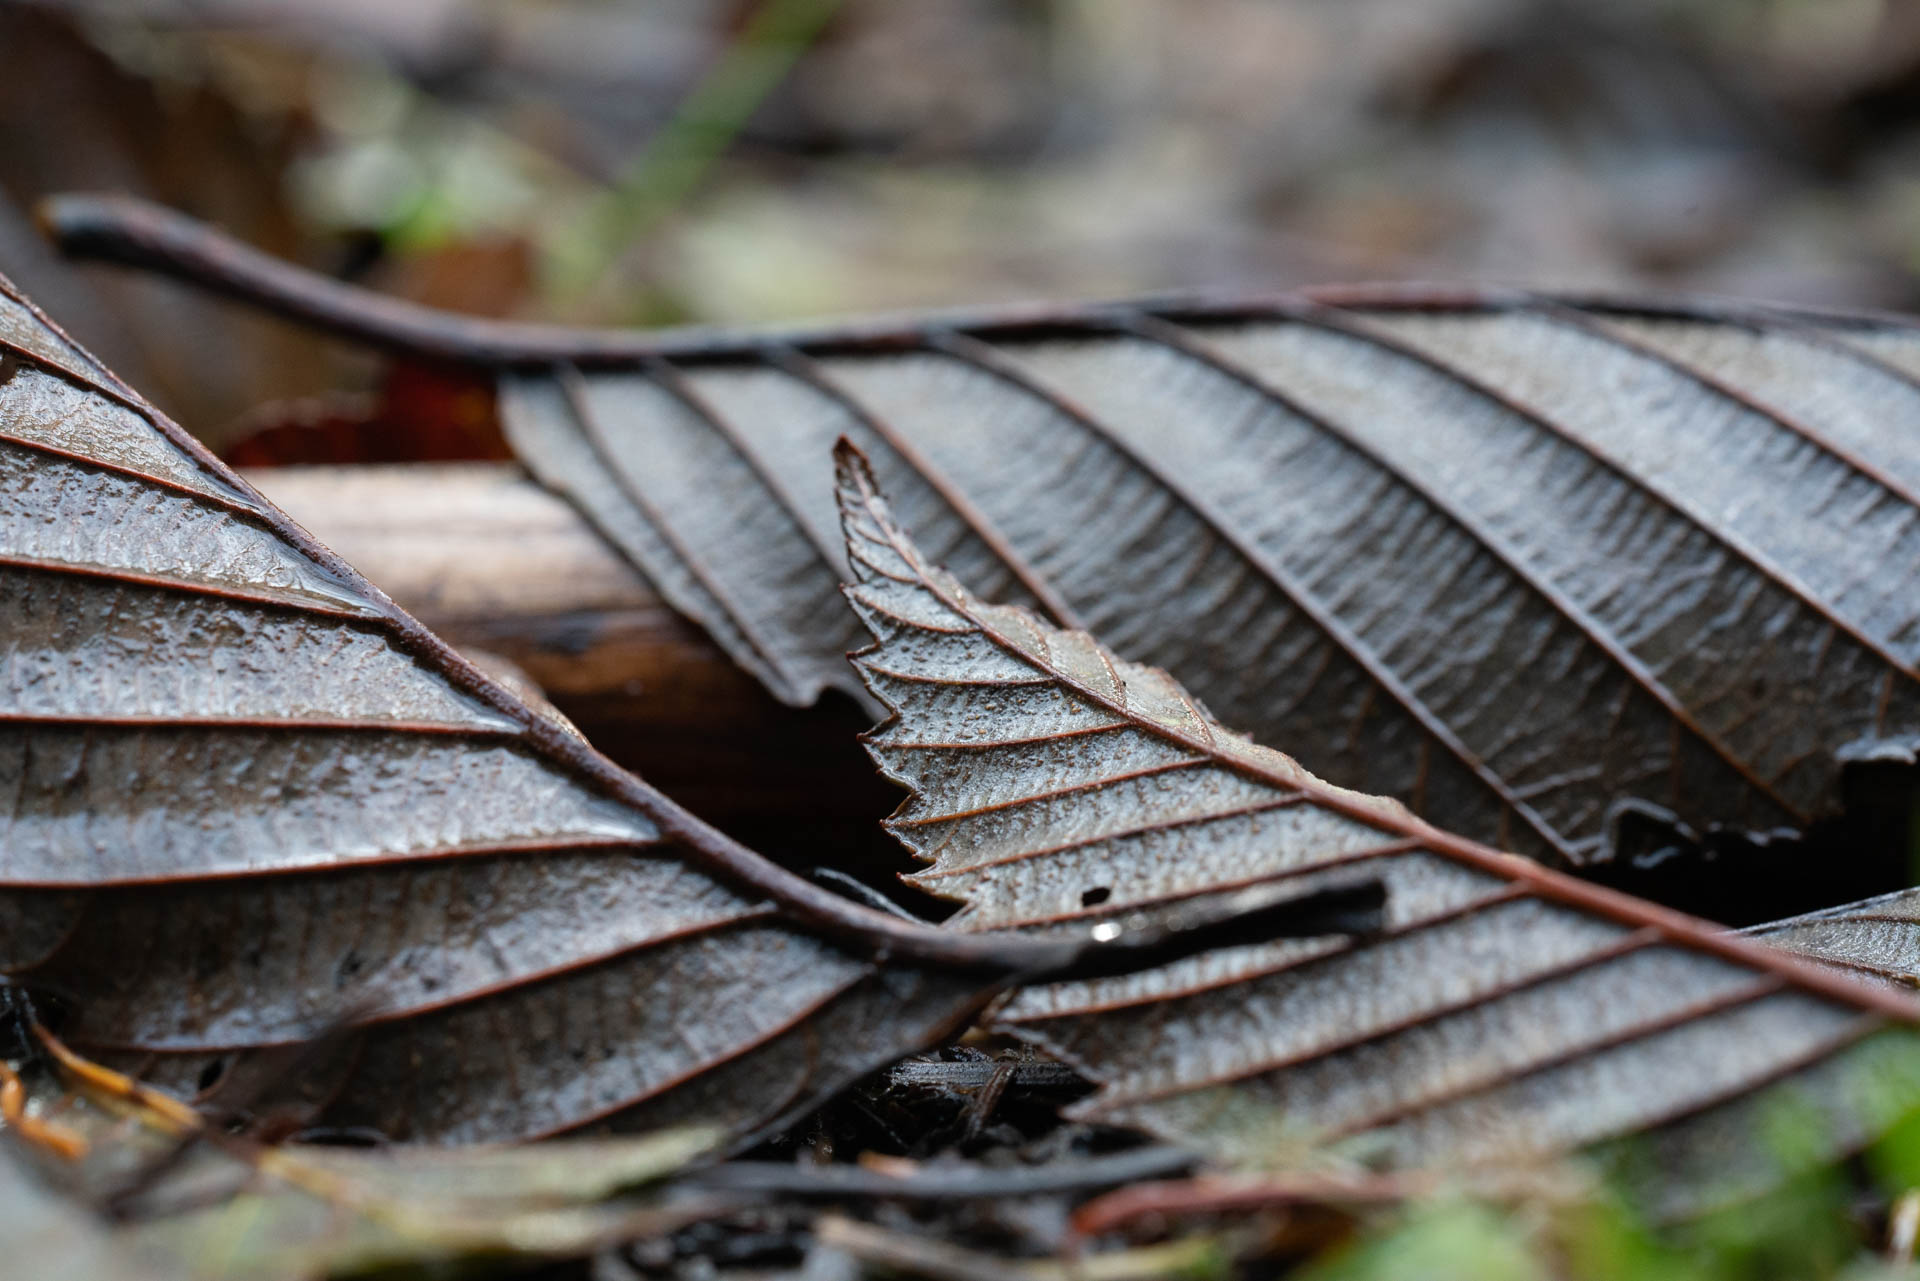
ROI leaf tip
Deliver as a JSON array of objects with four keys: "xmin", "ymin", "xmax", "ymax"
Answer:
[{"xmin": 833, "ymin": 436, "xmax": 927, "ymax": 595}]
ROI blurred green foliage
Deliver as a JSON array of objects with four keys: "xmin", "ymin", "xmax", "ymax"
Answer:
[
  {"xmin": 1296, "ymin": 1041, "xmax": 1920, "ymax": 1281},
  {"xmin": 550, "ymin": 0, "xmax": 846, "ymax": 299}
]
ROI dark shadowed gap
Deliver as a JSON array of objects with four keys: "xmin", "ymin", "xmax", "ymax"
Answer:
[
  {"xmin": 546, "ymin": 636, "xmax": 1919, "ymax": 932},
  {"xmin": 1578, "ymin": 760, "xmax": 1920, "ymax": 927},
  {"xmin": 537, "ymin": 678, "xmax": 957, "ymax": 922}
]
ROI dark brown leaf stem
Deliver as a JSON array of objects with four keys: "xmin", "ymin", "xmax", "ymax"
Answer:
[
  {"xmin": 43, "ymin": 194, "xmax": 1920, "ymax": 373},
  {"xmin": 1065, "ymin": 1171, "xmax": 1428, "ymax": 1245}
]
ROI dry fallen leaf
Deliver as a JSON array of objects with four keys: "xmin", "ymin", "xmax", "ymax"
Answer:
[
  {"xmin": 0, "ymin": 269, "xmax": 1290, "ymax": 1147},
  {"xmin": 488, "ymin": 293, "xmax": 1920, "ymax": 874},
  {"xmin": 831, "ymin": 437, "xmax": 1920, "ymax": 1212},
  {"xmin": 48, "ymin": 196, "xmax": 1920, "ymax": 874},
  {"xmin": 1749, "ymin": 890, "xmax": 1920, "ymax": 995}
]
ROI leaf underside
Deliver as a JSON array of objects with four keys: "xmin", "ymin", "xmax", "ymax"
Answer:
[
  {"xmin": 502, "ymin": 293, "xmax": 1920, "ymax": 869},
  {"xmin": 831, "ymin": 440, "xmax": 1920, "ymax": 1212},
  {"xmin": 0, "ymin": 274, "xmax": 983, "ymax": 1145},
  {"xmin": 1749, "ymin": 889, "xmax": 1920, "ymax": 995}
]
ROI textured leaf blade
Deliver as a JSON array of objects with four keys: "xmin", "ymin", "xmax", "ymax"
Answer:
[
  {"xmin": 487, "ymin": 293, "xmax": 1920, "ymax": 872},
  {"xmin": 47, "ymin": 200, "xmax": 1920, "ymax": 870},
  {"xmin": 0, "ymin": 272, "xmax": 1000, "ymax": 1145},
  {"xmin": 830, "ymin": 439, "xmax": 1920, "ymax": 1195},
  {"xmin": 1750, "ymin": 889, "xmax": 1920, "ymax": 995}
]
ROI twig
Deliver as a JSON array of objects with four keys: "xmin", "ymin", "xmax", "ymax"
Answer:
[
  {"xmin": 1007, "ymin": 877, "xmax": 1386, "ymax": 986},
  {"xmin": 0, "ymin": 1059, "xmax": 87, "ymax": 1160},
  {"xmin": 1064, "ymin": 1164, "xmax": 1587, "ymax": 1247},
  {"xmin": 886, "ymin": 1060, "xmax": 1085, "ymax": 1092},
  {"xmin": 693, "ymin": 1144, "xmax": 1197, "ymax": 1200},
  {"xmin": 812, "ymin": 868, "xmax": 926, "ymax": 922},
  {"xmin": 1067, "ymin": 1171, "xmax": 1418, "ymax": 1245},
  {"xmin": 958, "ymin": 1061, "xmax": 1012, "ymax": 1140},
  {"xmin": 810, "ymin": 1213, "xmax": 1225, "ymax": 1281}
]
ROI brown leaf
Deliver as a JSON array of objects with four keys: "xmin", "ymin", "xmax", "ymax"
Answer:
[
  {"xmin": 51, "ymin": 196, "xmax": 1920, "ymax": 873},
  {"xmin": 832, "ymin": 439, "xmax": 1920, "ymax": 1207},
  {"xmin": 499, "ymin": 301, "xmax": 1920, "ymax": 875},
  {"xmin": 219, "ymin": 360, "xmax": 510, "ymax": 468},
  {"xmin": 0, "ymin": 272, "xmax": 1203, "ymax": 1146},
  {"xmin": 1749, "ymin": 890, "xmax": 1920, "ymax": 994}
]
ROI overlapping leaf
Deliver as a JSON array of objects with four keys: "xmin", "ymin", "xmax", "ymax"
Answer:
[
  {"xmin": 50, "ymin": 197, "xmax": 1920, "ymax": 869},
  {"xmin": 0, "ymin": 272, "xmax": 1053, "ymax": 1146},
  {"xmin": 832, "ymin": 440, "xmax": 1920, "ymax": 1206},
  {"xmin": 497, "ymin": 298, "xmax": 1920, "ymax": 872},
  {"xmin": 1750, "ymin": 890, "xmax": 1920, "ymax": 994}
]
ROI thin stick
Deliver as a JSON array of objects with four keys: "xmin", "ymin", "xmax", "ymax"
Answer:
[{"xmin": 694, "ymin": 1144, "xmax": 1196, "ymax": 1200}]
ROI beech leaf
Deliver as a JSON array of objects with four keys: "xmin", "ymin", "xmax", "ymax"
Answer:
[
  {"xmin": 831, "ymin": 438, "xmax": 1920, "ymax": 1208},
  {"xmin": 0, "ymin": 271, "xmax": 1295, "ymax": 1147},
  {"xmin": 47, "ymin": 196, "xmax": 1920, "ymax": 871},
  {"xmin": 497, "ymin": 300, "xmax": 1920, "ymax": 874},
  {"xmin": 1749, "ymin": 890, "xmax": 1920, "ymax": 995}
]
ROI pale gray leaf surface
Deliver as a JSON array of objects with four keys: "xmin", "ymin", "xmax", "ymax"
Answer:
[
  {"xmin": 502, "ymin": 294, "xmax": 1920, "ymax": 869},
  {"xmin": 1749, "ymin": 887, "xmax": 1920, "ymax": 995},
  {"xmin": 0, "ymin": 272, "xmax": 992, "ymax": 1145},
  {"xmin": 831, "ymin": 440, "xmax": 1920, "ymax": 1193}
]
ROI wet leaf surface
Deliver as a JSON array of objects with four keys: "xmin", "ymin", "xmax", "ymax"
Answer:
[
  {"xmin": 1749, "ymin": 889, "xmax": 1920, "ymax": 995},
  {"xmin": 52, "ymin": 197, "xmax": 1920, "ymax": 885},
  {"xmin": 0, "ymin": 270, "xmax": 1037, "ymax": 1146},
  {"xmin": 831, "ymin": 438, "xmax": 1920, "ymax": 1208},
  {"xmin": 487, "ymin": 290, "xmax": 1920, "ymax": 876}
]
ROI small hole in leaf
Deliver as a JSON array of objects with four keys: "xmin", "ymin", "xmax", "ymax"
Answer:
[
  {"xmin": 1080, "ymin": 886, "xmax": 1111, "ymax": 908},
  {"xmin": 196, "ymin": 1057, "xmax": 229, "ymax": 1094}
]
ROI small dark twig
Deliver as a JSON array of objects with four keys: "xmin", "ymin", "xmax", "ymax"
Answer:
[
  {"xmin": 691, "ymin": 1144, "xmax": 1198, "ymax": 1200},
  {"xmin": 45, "ymin": 195, "xmax": 1920, "ymax": 383},
  {"xmin": 886, "ymin": 1059, "xmax": 1085, "ymax": 1092},
  {"xmin": 1010, "ymin": 877, "xmax": 1386, "ymax": 987},
  {"xmin": 810, "ymin": 868, "xmax": 926, "ymax": 922},
  {"xmin": 1066, "ymin": 1171, "xmax": 1415, "ymax": 1246},
  {"xmin": 958, "ymin": 1063, "xmax": 1014, "ymax": 1142}
]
